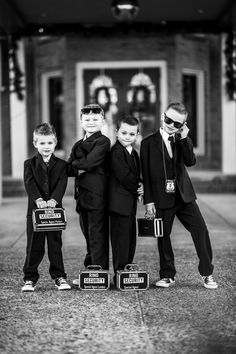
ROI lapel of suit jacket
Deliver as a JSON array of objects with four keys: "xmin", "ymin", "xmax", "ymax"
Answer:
[
  {"xmin": 120, "ymin": 142, "xmax": 137, "ymax": 174},
  {"xmin": 48, "ymin": 154, "xmax": 57, "ymax": 173},
  {"xmin": 35, "ymin": 153, "xmax": 47, "ymax": 175},
  {"xmin": 35, "ymin": 154, "xmax": 50, "ymax": 195},
  {"xmin": 81, "ymin": 131, "xmax": 101, "ymax": 154}
]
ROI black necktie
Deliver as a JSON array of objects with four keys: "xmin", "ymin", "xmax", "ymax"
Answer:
[
  {"xmin": 168, "ymin": 136, "xmax": 175, "ymax": 157},
  {"xmin": 131, "ymin": 151, "xmax": 138, "ymax": 175}
]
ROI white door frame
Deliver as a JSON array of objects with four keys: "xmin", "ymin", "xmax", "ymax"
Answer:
[
  {"xmin": 182, "ymin": 68, "xmax": 205, "ymax": 155},
  {"xmin": 41, "ymin": 70, "xmax": 62, "ymax": 123},
  {"xmin": 41, "ymin": 70, "xmax": 64, "ymax": 156},
  {"xmin": 76, "ymin": 60, "xmax": 168, "ymax": 139},
  {"xmin": 0, "ymin": 44, "xmax": 2, "ymax": 203}
]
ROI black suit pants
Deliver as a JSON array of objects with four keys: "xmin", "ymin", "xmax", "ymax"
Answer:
[
  {"xmin": 23, "ymin": 216, "xmax": 66, "ymax": 283},
  {"xmin": 79, "ymin": 209, "xmax": 109, "ymax": 270},
  {"xmin": 110, "ymin": 211, "xmax": 137, "ymax": 273},
  {"xmin": 156, "ymin": 200, "xmax": 214, "ymax": 279}
]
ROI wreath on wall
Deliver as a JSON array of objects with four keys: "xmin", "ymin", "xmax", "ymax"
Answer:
[
  {"xmin": 9, "ymin": 37, "xmax": 25, "ymax": 100},
  {"xmin": 94, "ymin": 86, "xmax": 111, "ymax": 112},
  {"xmin": 130, "ymin": 85, "xmax": 151, "ymax": 112},
  {"xmin": 224, "ymin": 31, "xmax": 236, "ymax": 101}
]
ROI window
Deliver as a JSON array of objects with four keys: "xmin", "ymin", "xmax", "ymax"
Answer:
[
  {"xmin": 182, "ymin": 69, "xmax": 205, "ymax": 155},
  {"xmin": 41, "ymin": 71, "xmax": 64, "ymax": 151}
]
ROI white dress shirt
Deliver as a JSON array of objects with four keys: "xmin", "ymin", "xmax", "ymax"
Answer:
[{"xmin": 160, "ymin": 128, "xmax": 174, "ymax": 158}]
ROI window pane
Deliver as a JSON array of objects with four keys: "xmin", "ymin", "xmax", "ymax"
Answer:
[
  {"xmin": 182, "ymin": 74, "xmax": 197, "ymax": 147},
  {"xmin": 49, "ymin": 77, "xmax": 63, "ymax": 150}
]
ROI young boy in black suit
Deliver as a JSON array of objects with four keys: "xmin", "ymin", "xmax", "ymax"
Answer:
[
  {"xmin": 109, "ymin": 116, "xmax": 143, "ymax": 282},
  {"xmin": 22, "ymin": 123, "xmax": 70, "ymax": 292},
  {"xmin": 140, "ymin": 102, "xmax": 218, "ymax": 289},
  {"xmin": 68, "ymin": 104, "xmax": 110, "ymax": 276}
]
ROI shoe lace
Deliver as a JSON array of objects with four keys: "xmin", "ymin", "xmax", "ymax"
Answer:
[
  {"xmin": 205, "ymin": 275, "xmax": 215, "ymax": 283},
  {"xmin": 25, "ymin": 280, "xmax": 34, "ymax": 285},
  {"xmin": 57, "ymin": 277, "xmax": 67, "ymax": 285}
]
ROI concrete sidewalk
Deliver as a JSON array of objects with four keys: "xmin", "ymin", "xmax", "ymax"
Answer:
[{"xmin": 0, "ymin": 194, "xmax": 236, "ymax": 354}]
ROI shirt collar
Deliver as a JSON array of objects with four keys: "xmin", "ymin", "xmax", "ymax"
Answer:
[
  {"xmin": 43, "ymin": 155, "xmax": 52, "ymax": 163},
  {"xmin": 126, "ymin": 145, "xmax": 133, "ymax": 154},
  {"xmin": 160, "ymin": 128, "xmax": 175, "ymax": 142}
]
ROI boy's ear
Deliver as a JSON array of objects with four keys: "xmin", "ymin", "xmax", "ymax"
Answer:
[{"xmin": 33, "ymin": 140, "xmax": 37, "ymax": 148}]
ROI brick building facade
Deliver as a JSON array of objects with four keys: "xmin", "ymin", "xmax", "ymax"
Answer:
[
  {"xmin": 24, "ymin": 32, "xmax": 222, "ymax": 169},
  {"xmin": 3, "ymin": 31, "xmax": 236, "ymax": 195}
]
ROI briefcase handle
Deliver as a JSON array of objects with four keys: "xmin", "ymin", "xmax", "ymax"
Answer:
[
  {"xmin": 86, "ymin": 265, "xmax": 103, "ymax": 270},
  {"xmin": 124, "ymin": 263, "xmax": 139, "ymax": 271}
]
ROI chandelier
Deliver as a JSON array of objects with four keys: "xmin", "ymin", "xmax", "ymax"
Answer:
[{"xmin": 111, "ymin": 0, "xmax": 140, "ymax": 22}]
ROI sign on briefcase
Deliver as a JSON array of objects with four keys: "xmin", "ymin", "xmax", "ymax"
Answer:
[
  {"xmin": 116, "ymin": 264, "xmax": 149, "ymax": 291},
  {"xmin": 137, "ymin": 218, "xmax": 163, "ymax": 237},
  {"xmin": 32, "ymin": 208, "xmax": 67, "ymax": 232},
  {"xmin": 78, "ymin": 265, "xmax": 110, "ymax": 290}
]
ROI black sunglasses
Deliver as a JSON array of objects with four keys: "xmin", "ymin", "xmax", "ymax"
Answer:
[
  {"xmin": 81, "ymin": 107, "xmax": 103, "ymax": 115},
  {"xmin": 164, "ymin": 113, "xmax": 184, "ymax": 129}
]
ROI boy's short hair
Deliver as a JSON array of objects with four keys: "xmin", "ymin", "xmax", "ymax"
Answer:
[
  {"xmin": 33, "ymin": 123, "xmax": 57, "ymax": 143},
  {"xmin": 166, "ymin": 102, "xmax": 188, "ymax": 116},
  {"xmin": 117, "ymin": 115, "xmax": 139, "ymax": 132},
  {"xmin": 80, "ymin": 103, "xmax": 104, "ymax": 118}
]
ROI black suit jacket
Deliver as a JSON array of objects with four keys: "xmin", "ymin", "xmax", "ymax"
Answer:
[
  {"xmin": 24, "ymin": 154, "xmax": 68, "ymax": 215},
  {"xmin": 67, "ymin": 131, "xmax": 110, "ymax": 210},
  {"xmin": 140, "ymin": 130, "xmax": 196, "ymax": 209},
  {"xmin": 109, "ymin": 141, "xmax": 141, "ymax": 216}
]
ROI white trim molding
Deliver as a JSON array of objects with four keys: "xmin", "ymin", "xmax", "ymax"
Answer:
[
  {"xmin": 221, "ymin": 34, "xmax": 236, "ymax": 174},
  {"xmin": 76, "ymin": 60, "xmax": 168, "ymax": 139},
  {"xmin": 41, "ymin": 70, "xmax": 62, "ymax": 123},
  {"xmin": 182, "ymin": 68, "xmax": 205, "ymax": 155}
]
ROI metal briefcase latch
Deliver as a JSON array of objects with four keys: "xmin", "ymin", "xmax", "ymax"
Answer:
[{"xmin": 116, "ymin": 263, "xmax": 149, "ymax": 291}]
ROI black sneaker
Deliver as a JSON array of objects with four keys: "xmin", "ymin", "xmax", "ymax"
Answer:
[
  {"xmin": 155, "ymin": 278, "xmax": 175, "ymax": 288},
  {"xmin": 22, "ymin": 280, "xmax": 36, "ymax": 292},
  {"xmin": 55, "ymin": 277, "xmax": 71, "ymax": 290},
  {"xmin": 202, "ymin": 275, "xmax": 218, "ymax": 289}
]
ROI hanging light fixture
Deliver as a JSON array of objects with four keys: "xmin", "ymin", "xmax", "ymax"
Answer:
[{"xmin": 111, "ymin": 0, "xmax": 140, "ymax": 22}]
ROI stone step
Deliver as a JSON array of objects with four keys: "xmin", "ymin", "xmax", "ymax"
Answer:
[{"xmin": 2, "ymin": 172, "xmax": 236, "ymax": 197}]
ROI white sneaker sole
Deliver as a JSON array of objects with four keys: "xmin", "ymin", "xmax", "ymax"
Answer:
[
  {"xmin": 21, "ymin": 286, "xmax": 36, "ymax": 292},
  {"xmin": 204, "ymin": 284, "xmax": 218, "ymax": 289},
  {"xmin": 55, "ymin": 285, "xmax": 71, "ymax": 291},
  {"xmin": 156, "ymin": 281, "xmax": 175, "ymax": 288}
]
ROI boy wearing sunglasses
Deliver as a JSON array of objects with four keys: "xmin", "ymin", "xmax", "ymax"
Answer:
[
  {"xmin": 68, "ymin": 104, "xmax": 110, "ymax": 274},
  {"xmin": 140, "ymin": 102, "xmax": 217, "ymax": 289}
]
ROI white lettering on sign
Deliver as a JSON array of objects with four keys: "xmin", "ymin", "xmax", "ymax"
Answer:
[
  {"xmin": 84, "ymin": 278, "xmax": 105, "ymax": 283},
  {"xmin": 39, "ymin": 214, "xmax": 61, "ymax": 219},
  {"xmin": 123, "ymin": 278, "xmax": 144, "ymax": 284}
]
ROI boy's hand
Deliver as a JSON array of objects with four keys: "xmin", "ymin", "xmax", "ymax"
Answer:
[
  {"xmin": 179, "ymin": 123, "xmax": 189, "ymax": 139},
  {"xmin": 78, "ymin": 169, "xmax": 86, "ymax": 176},
  {"xmin": 137, "ymin": 182, "xmax": 144, "ymax": 196},
  {"xmin": 47, "ymin": 199, "xmax": 57, "ymax": 208},
  {"xmin": 36, "ymin": 198, "xmax": 47, "ymax": 209},
  {"xmin": 145, "ymin": 203, "xmax": 156, "ymax": 219}
]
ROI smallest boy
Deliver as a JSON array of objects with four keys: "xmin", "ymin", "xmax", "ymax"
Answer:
[
  {"xmin": 109, "ymin": 116, "xmax": 143, "ymax": 283},
  {"xmin": 22, "ymin": 123, "xmax": 70, "ymax": 292}
]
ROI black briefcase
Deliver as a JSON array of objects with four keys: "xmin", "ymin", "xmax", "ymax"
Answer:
[
  {"xmin": 137, "ymin": 218, "xmax": 163, "ymax": 237},
  {"xmin": 32, "ymin": 208, "xmax": 67, "ymax": 232},
  {"xmin": 78, "ymin": 265, "xmax": 110, "ymax": 290},
  {"xmin": 116, "ymin": 264, "xmax": 149, "ymax": 291}
]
